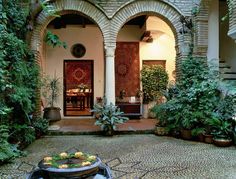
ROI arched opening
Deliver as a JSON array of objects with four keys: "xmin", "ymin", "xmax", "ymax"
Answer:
[
  {"xmin": 42, "ymin": 12, "xmax": 105, "ymax": 118},
  {"xmin": 115, "ymin": 14, "xmax": 176, "ymax": 117},
  {"xmin": 219, "ymin": 0, "xmax": 236, "ymax": 78}
]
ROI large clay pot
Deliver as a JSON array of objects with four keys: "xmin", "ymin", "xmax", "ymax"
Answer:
[
  {"xmin": 155, "ymin": 126, "xmax": 168, "ymax": 136},
  {"xmin": 43, "ymin": 107, "xmax": 61, "ymax": 122},
  {"xmin": 180, "ymin": 129, "xmax": 192, "ymax": 140},
  {"xmin": 197, "ymin": 133, "xmax": 205, "ymax": 142},
  {"xmin": 203, "ymin": 133, "xmax": 213, "ymax": 144},
  {"xmin": 213, "ymin": 138, "xmax": 232, "ymax": 147}
]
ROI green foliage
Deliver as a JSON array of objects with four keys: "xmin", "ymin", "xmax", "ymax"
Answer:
[
  {"xmin": 0, "ymin": 125, "xmax": 21, "ymax": 163},
  {"xmin": 45, "ymin": 30, "xmax": 67, "ymax": 49},
  {"xmin": 0, "ymin": 0, "xmax": 40, "ymax": 163},
  {"xmin": 91, "ymin": 103, "xmax": 129, "ymax": 131},
  {"xmin": 40, "ymin": 0, "xmax": 58, "ymax": 16},
  {"xmin": 141, "ymin": 65, "xmax": 168, "ymax": 103},
  {"xmin": 207, "ymin": 117, "xmax": 233, "ymax": 139},
  {"xmin": 10, "ymin": 124, "xmax": 36, "ymax": 146},
  {"xmin": 32, "ymin": 117, "xmax": 49, "ymax": 136},
  {"xmin": 41, "ymin": 75, "xmax": 61, "ymax": 107},
  {"xmin": 152, "ymin": 57, "xmax": 235, "ymax": 138}
]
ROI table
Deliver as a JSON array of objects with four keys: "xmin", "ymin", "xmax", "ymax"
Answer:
[
  {"xmin": 116, "ymin": 102, "xmax": 142, "ymax": 118},
  {"xmin": 66, "ymin": 93, "xmax": 86, "ymax": 110}
]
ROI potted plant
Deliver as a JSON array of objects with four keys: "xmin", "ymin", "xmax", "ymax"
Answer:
[
  {"xmin": 151, "ymin": 103, "xmax": 169, "ymax": 136},
  {"xmin": 208, "ymin": 117, "xmax": 233, "ymax": 147},
  {"xmin": 191, "ymin": 127, "xmax": 205, "ymax": 142},
  {"xmin": 151, "ymin": 85, "xmax": 182, "ymax": 137},
  {"xmin": 91, "ymin": 103, "xmax": 129, "ymax": 136},
  {"xmin": 41, "ymin": 75, "xmax": 61, "ymax": 122},
  {"xmin": 141, "ymin": 65, "xmax": 168, "ymax": 118},
  {"xmin": 180, "ymin": 108, "xmax": 198, "ymax": 140}
]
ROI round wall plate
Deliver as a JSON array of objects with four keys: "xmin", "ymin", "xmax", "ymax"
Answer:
[{"xmin": 71, "ymin": 43, "xmax": 86, "ymax": 58}]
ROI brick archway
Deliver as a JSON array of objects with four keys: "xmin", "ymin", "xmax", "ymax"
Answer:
[
  {"xmin": 30, "ymin": 0, "xmax": 109, "ymax": 117},
  {"xmin": 30, "ymin": 0, "xmax": 109, "ymax": 62},
  {"xmin": 110, "ymin": 0, "xmax": 183, "ymax": 45},
  {"xmin": 108, "ymin": 0, "xmax": 186, "ymax": 78}
]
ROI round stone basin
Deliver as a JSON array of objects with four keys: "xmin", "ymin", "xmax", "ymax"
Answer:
[{"xmin": 38, "ymin": 156, "xmax": 101, "ymax": 178}]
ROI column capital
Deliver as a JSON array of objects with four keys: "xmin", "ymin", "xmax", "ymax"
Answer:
[{"xmin": 105, "ymin": 46, "xmax": 116, "ymax": 58}]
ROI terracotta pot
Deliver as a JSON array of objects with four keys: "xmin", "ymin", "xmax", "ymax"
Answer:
[
  {"xmin": 155, "ymin": 126, "xmax": 168, "ymax": 136},
  {"xmin": 170, "ymin": 130, "xmax": 181, "ymax": 138},
  {"xmin": 43, "ymin": 107, "xmax": 61, "ymax": 122},
  {"xmin": 203, "ymin": 133, "xmax": 213, "ymax": 144},
  {"xmin": 213, "ymin": 138, "xmax": 232, "ymax": 147},
  {"xmin": 103, "ymin": 126, "xmax": 115, "ymax": 136},
  {"xmin": 197, "ymin": 133, "xmax": 205, "ymax": 142},
  {"xmin": 180, "ymin": 129, "xmax": 192, "ymax": 140}
]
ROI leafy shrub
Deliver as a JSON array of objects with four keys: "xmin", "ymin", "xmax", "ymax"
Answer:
[
  {"xmin": 32, "ymin": 118, "xmax": 49, "ymax": 136},
  {"xmin": 0, "ymin": 125, "xmax": 21, "ymax": 164},
  {"xmin": 0, "ymin": 0, "xmax": 41, "ymax": 162},
  {"xmin": 152, "ymin": 57, "xmax": 235, "ymax": 137},
  {"xmin": 141, "ymin": 65, "xmax": 168, "ymax": 103}
]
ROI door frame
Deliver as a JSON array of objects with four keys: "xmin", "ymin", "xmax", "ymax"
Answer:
[{"xmin": 63, "ymin": 60, "xmax": 94, "ymax": 116}]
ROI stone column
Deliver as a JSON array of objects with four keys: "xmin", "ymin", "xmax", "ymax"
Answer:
[
  {"xmin": 207, "ymin": 0, "xmax": 219, "ymax": 69},
  {"xmin": 105, "ymin": 46, "xmax": 116, "ymax": 105}
]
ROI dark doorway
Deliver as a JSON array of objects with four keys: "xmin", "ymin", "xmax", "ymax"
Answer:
[{"xmin": 64, "ymin": 60, "xmax": 93, "ymax": 116}]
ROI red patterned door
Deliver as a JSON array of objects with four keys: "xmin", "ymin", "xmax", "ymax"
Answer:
[{"xmin": 64, "ymin": 60, "xmax": 93, "ymax": 116}]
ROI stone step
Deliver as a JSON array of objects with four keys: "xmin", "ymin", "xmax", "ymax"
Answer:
[
  {"xmin": 219, "ymin": 63, "xmax": 231, "ymax": 68},
  {"xmin": 220, "ymin": 68, "xmax": 232, "ymax": 73},
  {"xmin": 221, "ymin": 73, "xmax": 236, "ymax": 79}
]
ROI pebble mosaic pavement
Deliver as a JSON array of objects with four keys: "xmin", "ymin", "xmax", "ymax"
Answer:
[{"xmin": 0, "ymin": 135, "xmax": 236, "ymax": 179}]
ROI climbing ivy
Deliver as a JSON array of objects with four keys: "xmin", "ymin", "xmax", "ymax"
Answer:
[{"xmin": 0, "ymin": 0, "xmax": 40, "ymax": 163}]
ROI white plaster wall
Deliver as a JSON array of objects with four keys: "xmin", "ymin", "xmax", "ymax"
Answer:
[
  {"xmin": 207, "ymin": 0, "xmax": 219, "ymax": 65},
  {"xmin": 220, "ymin": 1, "xmax": 236, "ymax": 71},
  {"xmin": 140, "ymin": 33, "xmax": 176, "ymax": 81},
  {"xmin": 44, "ymin": 25, "xmax": 104, "ymax": 118}
]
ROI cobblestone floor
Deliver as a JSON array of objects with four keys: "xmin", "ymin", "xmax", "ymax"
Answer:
[{"xmin": 1, "ymin": 135, "xmax": 236, "ymax": 179}]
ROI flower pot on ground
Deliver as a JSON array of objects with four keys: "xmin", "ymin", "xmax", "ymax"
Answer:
[
  {"xmin": 180, "ymin": 129, "xmax": 192, "ymax": 140},
  {"xmin": 207, "ymin": 116, "xmax": 234, "ymax": 147},
  {"xmin": 213, "ymin": 137, "xmax": 232, "ymax": 147},
  {"xmin": 191, "ymin": 127, "xmax": 205, "ymax": 142},
  {"xmin": 91, "ymin": 102, "xmax": 129, "ymax": 136},
  {"xmin": 203, "ymin": 133, "xmax": 214, "ymax": 144},
  {"xmin": 43, "ymin": 107, "xmax": 61, "ymax": 122},
  {"xmin": 155, "ymin": 126, "xmax": 168, "ymax": 136},
  {"xmin": 41, "ymin": 75, "xmax": 61, "ymax": 122}
]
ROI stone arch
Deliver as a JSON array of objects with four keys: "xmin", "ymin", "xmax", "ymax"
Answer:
[
  {"xmin": 30, "ymin": 0, "xmax": 109, "ymax": 117},
  {"xmin": 108, "ymin": 0, "xmax": 186, "ymax": 77},
  {"xmin": 30, "ymin": 0, "xmax": 110, "ymax": 59}
]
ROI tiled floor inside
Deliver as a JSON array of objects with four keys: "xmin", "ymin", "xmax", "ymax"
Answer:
[{"xmin": 1, "ymin": 135, "xmax": 236, "ymax": 179}]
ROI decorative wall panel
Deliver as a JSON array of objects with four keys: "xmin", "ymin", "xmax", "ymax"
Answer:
[
  {"xmin": 64, "ymin": 60, "xmax": 93, "ymax": 90},
  {"xmin": 115, "ymin": 42, "xmax": 140, "ymax": 97}
]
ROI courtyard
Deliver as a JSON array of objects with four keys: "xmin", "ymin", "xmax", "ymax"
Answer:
[
  {"xmin": 1, "ymin": 134, "xmax": 236, "ymax": 179},
  {"xmin": 1, "ymin": 1, "xmax": 236, "ymax": 179}
]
